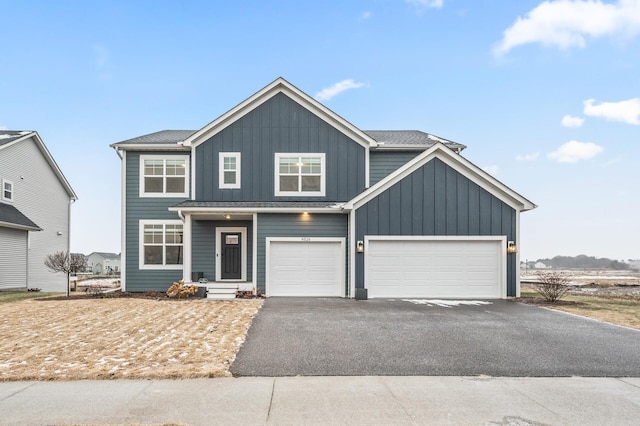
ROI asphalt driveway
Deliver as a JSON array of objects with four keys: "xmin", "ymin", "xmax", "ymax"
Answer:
[{"xmin": 231, "ymin": 298, "xmax": 640, "ymax": 377}]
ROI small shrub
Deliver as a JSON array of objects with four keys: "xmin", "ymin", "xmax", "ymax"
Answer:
[
  {"xmin": 533, "ymin": 272, "xmax": 571, "ymax": 302},
  {"xmin": 166, "ymin": 280, "xmax": 199, "ymax": 299}
]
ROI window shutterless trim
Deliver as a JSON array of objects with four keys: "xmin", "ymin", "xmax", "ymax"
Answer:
[
  {"xmin": 139, "ymin": 155, "xmax": 189, "ymax": 198},
  {"xmin": 139, "ymin": 219, "xmax": 184, "ymax": 270},
  {"xmin": 274, "ymin": 153, "xmax": 325, "ymax": 197},
  {"xmin": 219, "ymin": 152, "xmax": 241, "ymax": 189},
  {"xmin": 1, "ymin": 179, "xmax": 14, "ymax": 202}
]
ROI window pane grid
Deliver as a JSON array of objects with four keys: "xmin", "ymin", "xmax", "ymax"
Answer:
[
  {"xmin": 277, "ymin": 155, "xmax": 323, "ymax": 193},
  {"xmin": 143, "ymin": 223, "xmax": 183, "ymax": 266},
  {"xmin": 142, "ymin": 157, "xmax": 187, "ymax": 195}
]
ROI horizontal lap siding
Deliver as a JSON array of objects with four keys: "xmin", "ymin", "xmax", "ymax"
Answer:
[
  {"xmin": 0, "ymin": 228, "xmax": 27, "ymax": 289},
  {"xmin": 191, "ymin": 220, "xmax": 252, "ymax": 282},
  {"xmin": 196, "ymin": 93, "xmax": 366, "ymax": 202},
  {"xmin": 125, "ymin": 152, "xmax": 187, "ymax": 291},
  {"xmin": 369, "ymin": 151, "xmax": 421, "ymax": 185},
  {"xmin": 256, "ymin": 214, "xmax": 348, "ymax": 295},
  {"xmin": 356, "ymin": 158, "xmax": 517, "ymax": 296}
]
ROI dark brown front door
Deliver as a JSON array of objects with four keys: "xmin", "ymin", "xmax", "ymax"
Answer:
[{"xmin": 221, "ymin": 232, "xmax": 241, "ymax": 280}]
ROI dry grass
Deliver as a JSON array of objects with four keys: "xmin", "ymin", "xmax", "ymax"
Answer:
[
  {"xmin": 520, "ymin": 291, "xmax": 640, "ymax": 330},
  {"xmin": 0, "ymin": 297, "xmax": 262, "ymax": 381}
]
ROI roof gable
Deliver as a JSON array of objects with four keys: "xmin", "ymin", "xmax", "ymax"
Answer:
[
  {"xmin": 346, "ymin": 142, "xmax": 536, "ymax": 212},
  {"xmin": 183, "ymin": 77, "xmax": 378, "ymax": 150},
  {"xmin": 0, "ymin": 131, "xmax": 77, "ymax": 200}
]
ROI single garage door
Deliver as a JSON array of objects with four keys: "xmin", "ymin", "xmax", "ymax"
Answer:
[
  {"xmin": 365, "ymin": 238, "xmax": 504, "ymax": 298},
  {"xmin": 267, "ymin": 238, "xmax": 344, "ymax": 296}
]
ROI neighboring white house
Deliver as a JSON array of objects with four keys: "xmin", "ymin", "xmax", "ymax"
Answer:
[
  {"xmin": 87, "ymin": 252, "xmax": 121, "ymax": 274},
  {"xmin": 0, "ymin": 131, "xmax": 77, "ymax": 292}
]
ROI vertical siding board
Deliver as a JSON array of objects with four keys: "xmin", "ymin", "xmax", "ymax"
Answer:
[
  {"xmin": 434, "ymin": 159, "xmax": 446, "ymax": 234},
  {"xmin": 366, "ymin": 197, "xmax": 379, "ymax": 235},
  {"xmin": 411, "ymin": 168, "xmax": 424, "ymax": 235},
  {"xmin": 468, "ymin": 182, "xmax": 480, "ymax": 235},
  {"xmin": 491, "ymin": 197, "xmax": 502, "ymax": 235},
  {"xmin": 478, "ymin": 189, "xmax": 492, "ymax": 234},
  {"xmin": 457, "ymin": 173, "xmax": 469, "ymax": 235},
  {"xmin": 445, "ymin": 166, "xmax": 457, "ymax": 234},
  {"xmin": 378, "ymin": 190, "xmax": 391, "ymax": 235},
  {"xmin": 400, "ymin": 176, "xmax": 413, "ymax": 235},
  {"xmin": 423, "ymin": 161, "xmax": 435, "ymax": 234},
  {"xmin": 388, "ymin": 185, "xmax": 402, "ymax": 235}
]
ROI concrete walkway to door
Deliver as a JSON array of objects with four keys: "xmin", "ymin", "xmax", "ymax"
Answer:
[{"xmin": 231, "ymin": 297, "xmax": 640, "ymax": 377}]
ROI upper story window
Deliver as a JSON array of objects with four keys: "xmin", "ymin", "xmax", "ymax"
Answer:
[
  {"xmin": 139, "ymin": 220, "xmax": 183, "ymax": 269},
  {"xmin": 275, "ymin": 153, "xmax": 325, "ymax": 196},
  {"xmin": 140, "ymin": 155, "xmax": 189, "ymax": 197},
  {"xmin": 2, "ymin": 179, "xmax": 13, "ymax": 202},
  {"xmin": 219, "ymin": 152, "xmax": 241, "ymax": 189}
]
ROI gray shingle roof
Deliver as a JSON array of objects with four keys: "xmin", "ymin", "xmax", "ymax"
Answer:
[
  {"xmin": 0, "ymin": 131, "xmax": 32, "ymax": 148},
  {"xmin": 364, "ymin": 130, "xmax": 466, "ymax": 150},
  {"xmin": 173, "ymin": 201, "xmax": 343, "ymax": 209},
  {"xmin": 112, "ymin": 130, "xmax": 196, "ymax": 146},
  {"xmin": 89, "ymin": 252, "xmax": 120, "ymax": 259},
  {"xmin": 0, "ymin": 203, "xmax": 41, "ymax": 230}
]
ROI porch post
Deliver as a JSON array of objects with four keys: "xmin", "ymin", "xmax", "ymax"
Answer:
[{"xmin": 183, "ymin": 213, "xmax": 192, "ymax": 283}]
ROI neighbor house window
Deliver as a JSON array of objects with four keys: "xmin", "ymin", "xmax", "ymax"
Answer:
[
  {"xmin": 139, "ymin": 155, "xmax": 189, "ymax": 197},
  {"xmin": 2, "ymin": 180, "xmax": 13, "ymax": 202},
  {"xmin": 219, "ymin": 152, "xmax": 241, "ymax": 189},
  {"xmin": 139, "ymin": 220, "xmax": 183, "ymax": 269},
  {"xmin": 275, "ymin": 153, "xmax": 325, "ymax": 196}
]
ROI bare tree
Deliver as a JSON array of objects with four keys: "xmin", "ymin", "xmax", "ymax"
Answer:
[
  {"xmin": 533, "ymin": 271, "xmax": 571, "ymax": 302},
  {"xmin": 44, "ymin": 251, "xmax": 87, "ymax": 297}
]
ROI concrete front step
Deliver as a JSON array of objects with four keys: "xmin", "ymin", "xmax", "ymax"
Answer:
[{"xmin": 206, "ymin": 283, "xmax": 239, "ymax": 300}]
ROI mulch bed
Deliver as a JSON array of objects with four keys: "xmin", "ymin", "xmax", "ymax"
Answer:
[
  {"xmin": 513, "ymin": 297, "xmax": 584, "ymax": 306},
  {"xmin": 37, "ymin": 289, "xmax": 266, "ymax": 301}
]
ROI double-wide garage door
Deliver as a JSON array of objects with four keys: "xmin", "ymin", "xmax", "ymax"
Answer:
[
  {"xmin": 366, "ymin": 238, "xmax": 504, "ymax": 298},
  {"xmin": 267, "ymin": 238, "xmax": 345, "ymax": 297}
]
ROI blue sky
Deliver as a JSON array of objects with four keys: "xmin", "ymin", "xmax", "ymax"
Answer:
[{"xmin": 1, "ymin": 0, "xmax": 638, "ymax": 261}]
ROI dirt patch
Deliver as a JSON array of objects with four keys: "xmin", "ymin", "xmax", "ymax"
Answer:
[{"xmin": 0, "ymin": 297, "xmax": 262, "ymax": 381}]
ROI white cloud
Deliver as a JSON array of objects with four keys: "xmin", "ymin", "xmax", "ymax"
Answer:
[
  {"xmin": 315, "ymin": 79, "xmax": 366, "ymax": 101},
  {"xmin": 494, "ymin": 0, "xmax": 640, "ymax": 56},
  {"xmin": 561, "ymin": 115, "xmax": 585, "ymax": 128},
  {"xmin": 406, "ymin": 0, "xmax": 444, "ymax": 10},
  {"xmin": 583, "ymin": 98, "xmax": 640, "ymax": 125},
  {"xmin": 548, "ymin": 140, "xmax": 604, "ymax": 163},
  {"xmin": 483, "ymin": 165, "xmax": 500, "ymax": 175},
  {"xmin": 516, "ymin": 152, "xmax": 540, "ymax": 161}
]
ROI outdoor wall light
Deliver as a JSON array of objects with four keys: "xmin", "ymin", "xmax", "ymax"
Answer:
[
  {"xmin": 57, "ymin": 231, "xmax": 63, "ymax": 236},
  {"xmin": 225, "ymin": 214, "xmax": 231, "ymax": 220},
  {"xmin": 356, "ymin": 240, "xmax": 364, "ymax": 253},
  {"xmin": 507, "ymin": 241, "xmax": 518, "ymax": 254}
]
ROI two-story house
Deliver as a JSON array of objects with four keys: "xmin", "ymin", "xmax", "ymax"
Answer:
[
  {"xmin": 87, "ymin": 252, "xmax": 121, "ymax": 274},
  {"xmin": 111, "ymin": 78, "xmax": 535, "ymax": 299},
  {"xmin": 0, "ymin": 131, "xmax": 77, "ymax": 292}
]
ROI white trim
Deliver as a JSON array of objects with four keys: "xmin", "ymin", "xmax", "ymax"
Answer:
[
  {"xmin": 364, "ymin": 148, "xmax": 370, "ymax": 188},
  {"xmin": 515, "ymin": 211, "xmax": 521, "ymax": 298},
  {"xmin": 345, "ymin": 143, "xmax": 536, "ymax": 213},
  {"xmin": 349, "ymin": 210, "xmax": 356, "ymax": 298},
  {"xmin": 219, "ymin": 152, "xmax": 241, "ymax": 189},
  {"xmin": 110, "ymin": 144, "xmax": 190, "ymax": 151},
  {"xmin": 120, "ymin": 151, "xmax": 127, "ymax": 291},
  {"xmin": 191, "ymin": 146, "xmax": 196, "ymax": 200},
  {"xmin": 364, "ymin": 235, "xmax": 507, "ymax": 299},
  {"xmin": 274, "ymin": 153, "xmax": 326, "ymax": 197},
  {"xmin": 169, "ymin": 206, "xmax": 344, "ymax": 214},
  {"xmin": 2, "ymin": 179, "xmax": 14, "ymax": 202},
  {"xmin": 139, "ymin": 154, "xmax": 190, "ymax": 198},
  {"xmin": 138, "ymin": 220, "xmax": 185, "ymax": 270},
  {"xmin": 182, "ymin": 78, "xmax": 377, "ymax": 150},
  {"xmin": 182, "ymin": 213, "xmax": 192, "ymax": 283},
  {"xmin": 252, "ymin": 213, "xmax": 258, "ymax": 294},
  {"xmin": 265, "ymin": 237, "xmax": 346, "ymax": 297},
  {"xmin": 215, "ymin": 227, "xmax": 247, "ymax": 281}
]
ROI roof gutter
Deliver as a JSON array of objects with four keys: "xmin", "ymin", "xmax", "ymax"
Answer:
[{"xmin": 111, "ymin": 145, "xmax": 123, "ymax": 160}]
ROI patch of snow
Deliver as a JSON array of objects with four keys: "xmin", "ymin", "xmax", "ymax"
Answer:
[{"xmin": 403, "ymin": 299, "xmax": 493, "ymax": 308}]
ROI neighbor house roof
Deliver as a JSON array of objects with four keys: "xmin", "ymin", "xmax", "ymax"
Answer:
[
  {"xmin": 88, "ymin": 252, "xmax": 120, "ymax": 260},
  {"xmin": 0, "ymin": 131, "xmax": 78, "ymax": 200},
  {"xmin": 0, "ymin": 203, "xmax": 41, "ymax": 231}
]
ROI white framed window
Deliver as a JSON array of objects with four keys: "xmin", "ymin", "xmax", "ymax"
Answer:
[
  {"xmin": 139, "ymin": 220, "xmax": 184, "ymax": 269},
  {"xmin": 219, "ymin": 152, "xmax": 241, "ymax": 189},
  {"xmin": 139, "ymin": 155, "xmax": 189, "ymax": 197},
  {"xmin": 2, "ymin": 179, "xmax": 14, "ymax": 202},
  {"xmin": 275, "ymin": 153, "xmax": 325, "ymax": 196}
]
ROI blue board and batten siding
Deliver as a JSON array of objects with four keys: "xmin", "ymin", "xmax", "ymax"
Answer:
[
  {"xmin": 125, "ymin": 151, "xmax": 187, "ymax": 291},
  {"xmin": 256, "ymin": 213, "xmax": 348, "ymax": 294},
  {"xmin": 369, "ymin": 151, "xmax": 420, "ymax": 185},
  {"xmin": 355, "ymin": 157, "xmax": 518, "ymax": 296},
  {"xmin": 195, "ymin": 93, "xmax": 366, "ymax": 202},
  {"xmin": 191, "ymin": 220, "xmax": 253, "ymax": 281}
]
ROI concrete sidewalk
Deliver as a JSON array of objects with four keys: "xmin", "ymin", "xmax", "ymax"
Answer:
[{"xmin": 1, "ymin": 376, "xmax": 639, "ymax": 425}]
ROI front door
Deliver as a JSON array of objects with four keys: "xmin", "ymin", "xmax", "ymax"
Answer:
[{"xmin": 221, "ymin": 232, "xmax": 242, "ymax": 280}]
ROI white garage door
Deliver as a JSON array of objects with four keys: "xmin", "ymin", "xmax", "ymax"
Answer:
[
  {"xmin": 366, "ymin": 238, "xmax": 504, "ymax": 299},
  {"xmin": 267, "ymin": 239, "xmax": 344, "ymax": 297}
]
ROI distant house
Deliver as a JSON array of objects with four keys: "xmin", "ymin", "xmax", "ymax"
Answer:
[
  {"xmin": 87, "ymin": 252, "xmax": 121, "ymax": 274},
  {"xmin": 534, "ymin": 262, "xmax": 549, "ymax": 269},
  {"xmin": 0, "ymin": 131, "xmax": 77, "ymax": 291},
  {"xmin": 111, "ymin": 78, "xmax": 536, "ymax": 299}
]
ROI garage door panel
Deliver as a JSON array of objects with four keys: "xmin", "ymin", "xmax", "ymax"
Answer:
[
  {"xmin": 268, "ymin": 240, "xmax": 343, "ymax": 297},
  {"xmin": 366, "ymin": 239, "xmax": 503, "ymax": 299}
]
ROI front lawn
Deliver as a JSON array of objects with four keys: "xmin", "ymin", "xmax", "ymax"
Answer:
[
  {"xmin": 0, "ymin": 291, "xmax": 61, "ymax": 304},
  {"xmin": 0, "ymin": 296, "xmax": 262, "ymax": 381},
  {"xmin": 520, "ymin": 291, "xmax": 640, "ymax": 330}
]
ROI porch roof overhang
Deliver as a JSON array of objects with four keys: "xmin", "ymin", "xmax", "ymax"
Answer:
[{"xmin": 169, "ymin": 201, "xmax": 348, "ymax": 215}]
